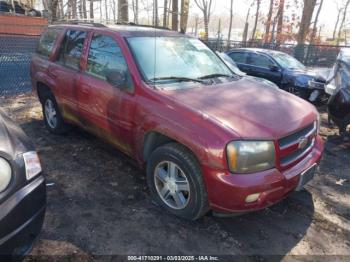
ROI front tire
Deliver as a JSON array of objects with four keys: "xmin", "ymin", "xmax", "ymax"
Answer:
[
  {"xmin": 42, "ymin": 93, "xmax": 69, "ymax": 135},
  {"xmin": 147, "ymin": 143, "xmax": 209, "ymax": 220}
]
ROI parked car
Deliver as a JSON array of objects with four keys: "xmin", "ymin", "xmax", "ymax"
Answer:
[
  {"xmin": 327, "ymin": 48, "xmax": 350, "ymax": 137},
  {"xmin": 217, "ymin": 52, "xmax": 279, "ymax": 89},
  {"xmin": 225, "ymin": 48, "xmax": 328, "ymax": 102},
  {"xmin": 0, "ymin": 110, "xmax": 46, "ymax": 257},
  {"xmin": 30, "ymin": 23, "xmax": 324, "ymax": 220}
]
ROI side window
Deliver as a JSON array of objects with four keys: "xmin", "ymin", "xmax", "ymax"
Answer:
[
  {"xmin": 228, "ymin": 52, "xmax": 248, "ymax": 64},
  {"xmin": 86, "ymin": 34, "xmax": 132, "ymax": 87},
  {"xmin": 36, "ymin": 28, "xmax": 61, "ymax": 57},
  {"xmin": 248, "ymin": 53, "xmax": 275, "ymax": 68},
  {"xmin": 57, "ymin": 30, "xmax": 87, "ymax": 70}
]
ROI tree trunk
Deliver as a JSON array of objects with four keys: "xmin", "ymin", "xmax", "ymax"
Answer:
[
  {"xmin": 276, "ymin": 0, "xmax": 285, "ymax": 45},
  {"xmin": 132, "ymin": 0, "xmax": 139, "ymax": 23},
  {"xmin": 180, "ymin": 0, "xmax": 189, "ymax": 33},
  {"xmin": 81, "ymin": 0, "xmax": 86, "ymax": 18},
  {"xmin": 251, "ymin": 0, "xmax": 260, "ymax": 40},
  {"xmin": 242, "ymin": 6, "xmax": 251, "ymax": 43},
  {"xmin": 296, "ymin": 0, "xmax": 317, "ymax": 45},
  {"xmin": 337, "ymin": 0, "xmax": 350, "ymax": 45},
  {"xmin": 163, "ymin": 0, "xmax": 168, "ymax": 27},
  {"xmin": 310, "ymin": 0, "xmax": 323, "ymax": 44},
  {"xmin": 227, "ymin": 0, "xmax": 233, "ymax": 49},
  {"xmin": 72, "ymin": 0, "xmax": 77, "ymax": 19},
  {"xmin": 89, "ymin": 0, "xmax": 94, "ymax": 19},
  {"xmin": 105, "ymin": 0, "xmax": 108, "ymax": 20},
  {"xmin": 112, "ymin": 0, "xmax": 116, "ymax": 21},
  {"xmin": 264, "ymin": 0, "xmax": 274, "ymax": 44},
  {"xmin": 172, "ymin": 0, "xmax": 178, "ymax": 31},
  {"xmin": 332, "ymin": 8, "xmax": 342, "ymax": 40},
  {"xmin": 51, "ymin": 0, "xmax": 59, "ymax": 21},
  {"xmin": 154, "ymin": 0, "xmax": 159, "ymax": 26},
  {"xmin": 118, "ymin": 0, "xmax": 129, "ymax": 23}
]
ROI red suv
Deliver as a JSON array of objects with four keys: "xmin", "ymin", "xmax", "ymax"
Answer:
[{"xmin": 30, "ymin": 23, "xmax": 324, "ymax": 220}]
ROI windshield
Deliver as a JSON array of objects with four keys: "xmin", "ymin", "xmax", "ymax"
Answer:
[
  {"xmin": 127, "ymin": 37, "xmax": 233, "ymax": 83},
  {"xmin": 271, "ymin": 52, "xmax": 305, "ymax": 70}
]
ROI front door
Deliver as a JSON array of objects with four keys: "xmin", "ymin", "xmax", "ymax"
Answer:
[{"xmin": 76, "ymin": 33, "xmax": 136, "ymax": 156}]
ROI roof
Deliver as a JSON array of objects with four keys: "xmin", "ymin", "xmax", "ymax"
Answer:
[
  {"xmin": 226, "ymin": 48, "xmax": 285, "ymax": 56},
  {"xmin": 50, "ymin": 22, "xmax": 184, "ymax": 37}
]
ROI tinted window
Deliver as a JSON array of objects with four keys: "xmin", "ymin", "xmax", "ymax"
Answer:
[
  {"xmin": 248, "ymin": 53, "xmax": 275, "ymax": 68},
  {"xmin": 37, "ymin": 28, "xmax": 61, "ymax": 57},
  {"xmin": 58, "ymin": 30, "xmax": 87, "ymax": 70},
  {"xmin": 87, "ymin": 34, "xmax": 130, "ymax": 83},
  {"xmin": 228, "ymin": 52, "xmax": 248, "ymax": 64}
]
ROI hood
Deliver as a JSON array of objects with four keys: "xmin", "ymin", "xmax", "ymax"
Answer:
[
  {"xmin": 0, "ymin": 110, "xmax": 33, "ymax": 160},
  {"xmin": 283, "ymin": 67, "xmax": 330, "ymax": 87},
  {"xmin": 161, "ymin": 77, "xmax": 317, "ymax": 140}
]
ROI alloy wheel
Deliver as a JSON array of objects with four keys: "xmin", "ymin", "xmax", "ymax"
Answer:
[
  {"xmin": 45, "ymin": 99, "xmax": 57, "ymax": 129},
  {"xmin": 154, "ymin": 161, "xmax": 191, "ymax": 210}
]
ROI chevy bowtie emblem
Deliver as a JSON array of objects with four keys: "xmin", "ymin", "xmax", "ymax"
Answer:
[{"xmin": 298, "ymin": 137, "xmax": 308, "ymax": 149}]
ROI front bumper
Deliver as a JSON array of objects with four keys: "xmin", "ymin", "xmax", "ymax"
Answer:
[
  {"xmin": 204, "ymin": 136, "xmax": 324, "ymax": 214},
  {"xmin": 0, "ymin": 175, "xmax": 46, "ymax": 256}
]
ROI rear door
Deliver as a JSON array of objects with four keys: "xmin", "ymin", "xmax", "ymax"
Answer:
[
  {"xmin": 76, "ymin": 33, "xmax": 135, "ymax": 156},
  {"xmin": 48, "ymin": 29, "xmax": 87, "ymax": 123},
  {"xmin": 246, "ymin": 53, "xmax": 282, "ymax": 85}
]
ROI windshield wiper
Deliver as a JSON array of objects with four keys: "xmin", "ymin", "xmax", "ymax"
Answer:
[
  {"xmin": 198, "ymin": 73, "xmax": 234, "ymax": 79},
  {"xmin": 150, "ymin": 76, "xmax": 204, "ymax": 83}
]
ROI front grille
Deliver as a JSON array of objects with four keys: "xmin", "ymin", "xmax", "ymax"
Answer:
[{"xmin": 278, "ymin": 122, "xmax": 317, "ymax": 169}]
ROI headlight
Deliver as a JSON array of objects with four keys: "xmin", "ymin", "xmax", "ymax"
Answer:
[
  {"xmin": 227, "ymin": 141, "xmax": 275, "ymax": 174},
  {"xmin": 0, "ymin": 157, "xmax": 12, "ymax": 192},
  {"xmin": 23, "ymin": 152, "xmax": 42, "ymax": 180}
]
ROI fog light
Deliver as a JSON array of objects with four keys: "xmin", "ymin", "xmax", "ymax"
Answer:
[{"xmin": 245, "ymin": 193, "xmax": 260, "ymax": 203}]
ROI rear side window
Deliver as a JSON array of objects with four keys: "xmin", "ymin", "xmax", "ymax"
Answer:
[
  {"xmin": 228, "ymin": 52, "xmax": 248, "ymax": 64},
  {"xmin": 248, "ymin": 53, "xmax": 275, "ymax": 68},
  {"xmin": 57, "ymin": 30, "xmax": 87, "ymax": 70},
  {"xmin": 36, "ymin": 28, "xmax": 61, "ymax": 57},
  {"xmin": 86, "ymin": 34, "xmax": 129, "ymax": 81}
]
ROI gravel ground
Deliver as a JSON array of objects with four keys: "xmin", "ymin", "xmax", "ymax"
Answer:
[{"xmin": 1, "ymin": 94, "xmax": 350, "ymax": 261}]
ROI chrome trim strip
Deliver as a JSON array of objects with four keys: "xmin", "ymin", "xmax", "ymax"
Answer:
[
  {"xmin": 279, "ymin": 123, "xmax": 316, "ymax": 150},
  {"xmin": 280, "ymin": 139, "xmax": 315, "ymax": 167}
]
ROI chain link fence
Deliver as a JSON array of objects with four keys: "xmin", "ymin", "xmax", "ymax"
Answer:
[
  {"xmin": 205, "ymin": 39, "xmax": 349, "ymax": 68},
  {"xmin": 0, "ymin": 34, "xmax": 39, "ymax": 96}
]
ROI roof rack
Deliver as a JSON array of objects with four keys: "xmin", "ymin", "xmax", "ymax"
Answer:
[
  {"xmin": 53, "ymin": 19, "xmax": 171, "ymax": 31},
  {"xmin": 53, "ymin": 19, "xmax": 107, "ymax": 27}
]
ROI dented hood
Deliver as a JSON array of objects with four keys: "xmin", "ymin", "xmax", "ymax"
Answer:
[
  {"xmin": 0, "ymin": 110, "xmax": 33, "ymax": 159},
  {"xmin": 161, "ymin": 77, "xmax": 317, "ymax": 140}
]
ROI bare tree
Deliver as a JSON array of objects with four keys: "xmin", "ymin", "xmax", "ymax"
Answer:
[
  {"xmin": 118, "ymin": 0, "xmax": 129, "ymax": 23},
  {"xmin": 276, "ymin": 0, "xmax": 285, "ymax": 45},
  {"xmin": 132, "ymin": 0, "xmax": 139, "ymax": 23},
  {"xmin": 180, "ymin": 0, "xmax": 190, "ymax": 33},
  {"xmin": 82, "ymin": 0, "xmax": 87, "ymax": 18},
  {"xmin": 296, "ymin": 0, "xmax": 317, "ymax": 45},
  {"xmin": 242, "ymin": 3, "xmax": 253, "ymax": 43},
  {"xmin": 264, "ymin": 0, "xmax": 274, "ymax": 44},
  {"xmin": 332, "ymin": 7, "xmax": 343, "ymax": 39},
  {"xmin": 172, "ymin": 0, "xmax": 179, "ymax": 31},
  {"xmin": 251, "ymin": 0, "xmax": 261, "ymax": 40},
  {"xmin": 163, "ymin": 0, "xmax": 168, "ymax": 26},
  {"xmin": 194, "ymin": 0, "xmax": 214, "ymax": 40},
  {"xmin": 89, "ymin": 0, "xmax": 94, "ymax": 18},
  {"xmin": 153, "ymin": 0, "xmax": 159, "ymax": 26},
  {"xmin": 310, "ymin": 0, "xmax": 324, "ymax": 44},
  {"xmin": 227, "ymin": 0, "xmax": 234, "ymax": 49},
  {"xmin": 337, "ymin": 0, "xmax": 350, "ymax": 45}
]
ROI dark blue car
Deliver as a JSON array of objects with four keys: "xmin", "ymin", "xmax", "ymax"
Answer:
[{"xmin": 225, "ymin": 48, "xmax": 328, "ymax": 102}]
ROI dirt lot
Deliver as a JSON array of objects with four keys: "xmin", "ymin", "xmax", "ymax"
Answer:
[{"xmin": 1, "ymin": 94, "xmax": 350, "ymax": 261}]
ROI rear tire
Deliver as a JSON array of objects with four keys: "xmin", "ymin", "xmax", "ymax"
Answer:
[
  {"xmin": 42, "ymin": 92, "xmax": 70, "ymax": 135},
  {"xmin": 147, "ymin": 143, "xmax": 209, "ymax": 220}
]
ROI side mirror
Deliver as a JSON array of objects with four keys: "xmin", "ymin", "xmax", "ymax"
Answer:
[
  {"xmin": 105, "ymin": 69, "xmax": 129, "ymax": 89},
  {"xmin": 269, "ymin": 65, "xmax": 280, "ymax": 72}
]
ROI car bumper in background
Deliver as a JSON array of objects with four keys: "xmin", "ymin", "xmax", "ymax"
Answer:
[
  {"xmin": 204, "ymin": 136, "xmax": 324, "ymax": 214},
  {"xmin": 0, "ymin": 175, "xmax": 46, "ymax": 257}
]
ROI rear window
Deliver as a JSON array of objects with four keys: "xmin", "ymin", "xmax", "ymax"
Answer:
[{"xmin": 36, "ymin": 28, "xmax": 61, "ymax": 57}]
